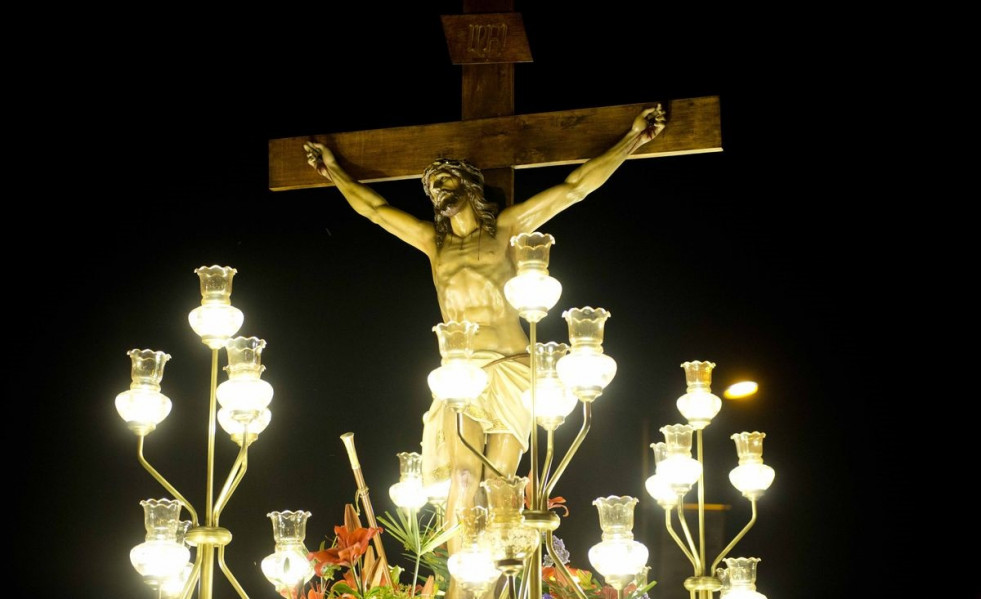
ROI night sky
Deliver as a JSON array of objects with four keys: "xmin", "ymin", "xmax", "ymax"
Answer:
[{"xmin": 17, "ymin": 4, "xmax": 896, "ymax": 598}]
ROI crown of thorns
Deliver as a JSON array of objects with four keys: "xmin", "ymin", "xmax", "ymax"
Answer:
[{"xmin": 421, "ymin": 158, "xmax": 484, "ymax": 193}]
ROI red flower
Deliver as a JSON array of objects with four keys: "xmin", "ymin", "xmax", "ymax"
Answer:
[{"xmin": 308, "ymin": 525, "xmax": 382, "ymax": 575}]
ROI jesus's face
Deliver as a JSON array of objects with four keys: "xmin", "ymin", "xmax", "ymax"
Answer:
[{"xmin": 428, "ymin": 171, "xmax": 467, "ymax": 218}]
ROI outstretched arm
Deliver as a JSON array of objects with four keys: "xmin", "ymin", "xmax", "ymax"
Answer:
[
  {"xmin": 304, "ymin": 142, "xmax": 436, "ymax": 256},
  {"xmin": 499, "ymin": 104, "xmax": 667, "ymax": 233}
]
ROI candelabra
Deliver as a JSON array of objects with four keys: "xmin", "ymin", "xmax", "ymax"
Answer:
[
  {"xmin": 114, "ymin": 265, "xmax": 311, "ymax": 599},
  {"xmin": 645, "ymin": 361, "xmax": 774, "ymax": 599},
  {"xmin": 115, "ymin": 261, "xmax": 775, "ymax": 599}
]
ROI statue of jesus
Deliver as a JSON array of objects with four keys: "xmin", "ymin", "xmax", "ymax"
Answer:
[{"xmin": 303, "ymin": 103, "xmax": 665, "ymax": 594}]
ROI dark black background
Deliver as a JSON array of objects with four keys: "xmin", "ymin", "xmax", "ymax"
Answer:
[{"xmin": 15, "ymin": 3, "xmax": 899, "ymax": 598}]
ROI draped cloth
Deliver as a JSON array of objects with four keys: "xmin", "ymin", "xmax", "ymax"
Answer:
[{"xmin": 421, "ymin": 350, "xmax": 531, "ymax": 487}]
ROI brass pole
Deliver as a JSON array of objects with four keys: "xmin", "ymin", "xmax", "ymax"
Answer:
[
  {"xmin": 696, "ymin": 428, "xmax": 706, "ymax": 576},
  {"xmin": 527, "ymin": 321, "xmax": 541, "ymax": 599}
]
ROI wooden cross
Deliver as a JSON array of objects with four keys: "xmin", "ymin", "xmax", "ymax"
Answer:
[{"xmin": 267, "ymin": 1, "xmax": 722, "ymax": 204}]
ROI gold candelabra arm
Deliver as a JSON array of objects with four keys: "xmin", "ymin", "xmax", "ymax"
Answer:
[
  {"xmin": 205, "ymin": 348, "xmax": 220, "ymax": 527},
  {"xmin": 663, "ymin": 506, "xmax": 696, "ymax": 568},
  {"xmin": 709, "ymin": 498, "xmax": 758, "ymax": 573},
  {"xmin": 695, "ymin": 429, "xmax": 707, "ymax": 575},
  {"xmin": 217, "ymin": 544, "xmax": 250, "ymax": 598},
  {"xmin": 536, "ymin": 429, "xmax": 557, "ymax": 509},
  {"xmin": 136, "ymin": 434, "xmax": 200, "ymax": 526},
  {"xmin": 544, "ymin": 402, "xmax": 592, "ymax": 498},
  {"xmin": 517, "ymin": 548, "xmax": 535, "ymax": 599},
  {"xmin": 454, "ymin": 411, "xmax": 508, "ymax": 480},
  {"xmin": 545, "ymin": 531, "xmax": 589, "ymax": 599},
  {"xmin": 212, "ymin": 440, "xmax": 250, "ymax": 524},
  {"xmin": 528, "ymin": 321, "xmax": 540, "ymax": 515},
  {"xmin": 675, "ymin": 500, "xmax": 703, "ymax": 574}
]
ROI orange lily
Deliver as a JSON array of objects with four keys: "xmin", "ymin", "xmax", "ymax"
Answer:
[{"xmin": 308, "ymin": 525, "xmax": 382, "ymax": 574}]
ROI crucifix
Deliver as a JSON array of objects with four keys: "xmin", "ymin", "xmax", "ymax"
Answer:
[
  {"xmin": 266, "ymin": 3, "xmax": 721, "ymax": 599},
  {"xmin": 267, "ymin": 4, "xmax": 722, "ymax": 199}
]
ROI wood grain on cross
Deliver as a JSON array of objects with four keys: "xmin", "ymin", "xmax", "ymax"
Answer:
[{"xmin": 267, "ymin": 2, "xmax": 722, "ymax": 201}]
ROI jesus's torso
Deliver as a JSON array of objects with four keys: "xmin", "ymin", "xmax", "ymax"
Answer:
[{"xmin": 431, "ymin": 228, "xmax": 528, "ymax": 356}]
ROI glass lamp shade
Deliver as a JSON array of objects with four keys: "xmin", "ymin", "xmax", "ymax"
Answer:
[
  {"xmin": 524, "ymin": 342, "xmax": 577, "ymax": 430},
  {"xmin": 160, "ymin": 562, "xmax": 193, "ymax": 598},
  {"xmin": 188, "ymin": 266, "xmax": 244, "ymax": 349},
  {"xmin": 216, "ymin": 378, "xmax": 273, "ymax": 416},
  {"xmin": 425, "ymin": 478, "xmax": 451, "ymax": 509},
  {"xmin": 262, "ymin": 510, "xmax": 315, "ymax": 590},
  {"xmin": 448, "ymin": 506, "xmax": 500, "ymax": 592},
  {"xmin": 729, "ymin": 432, "xmax": 775, "ymax": 499},
  {"xmin": 428, "ymin": 321, "xmax": 488, "ymax": 409},
  {"xmin": 646, "ymin": 442, "xmax": 680, "ymax": 507},
  {"xmin": 676, "ymin": 361, "xmax": 721, "ymax": 429},
  {"xmin": 556, "ymin": 308, "xmax": 616, "ymax": 402},
  {"xmin": 130, "ymin": 540, "xmax": 191, "ymax": 584},
  {"xmin": 719, "ymin": 557, "xmax": 767, "ymax": 599},
  {"xmin": 116, "ymin": 349, "xmax": 173, "ymax": 434},
  {"xmin": 644, "ymin": 473, "xmax": 678, "ymax": 507},
  {"xmin": 218, "ymin": 407, "xmax": 271, "ymax": 441},
  {"xmin": 588, "ymin": 496, "xmax": 649, "ymax": 591},
  {"xmin": 658, "ymin": 425, "xmax": 702, "ymax": 493},
  {"xmin": 216, "ymin": 337, "xmax": 274, "ymax": 422},
  {"xmin": 483, "ymin": 476, "xmax": 539, "ymax": 562},
  {"xmin": 448, "ymin": 546, "xmax": 500, "ymax": 592},
  {"xmin": 428, "ymin": 362, "xmax": 488, "ymax": 409},
  {"xmin": 504, "ymin": 271, "xmax": 562, "ymax": 324},
  {"xmin": 390, "ymin": 478, "xmax": 427, "ymax": 511},
  {"xmin": 505, "ymin": 232, "xmax": 562, "ymax": 323},
  {"xmin": 390, "ymin": 452, "xmax": 428, "ymax": 510},
  {"xmin": 130, "ymin": 499, "xmax": 190, "ymax": 583}
]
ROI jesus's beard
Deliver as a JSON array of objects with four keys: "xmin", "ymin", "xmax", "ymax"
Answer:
[{"xmin": 434, "ymin": 188, "xmax": 469, "ymax": 218}]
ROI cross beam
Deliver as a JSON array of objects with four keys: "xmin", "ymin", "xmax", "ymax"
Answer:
[{"xmin": 267, "ymin": 95, "xmax": 721, "ymax": 192}]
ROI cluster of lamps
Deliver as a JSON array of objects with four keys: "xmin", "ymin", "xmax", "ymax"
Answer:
[
  {"xmin": 645, "ymin": 360, "xmax": 774, "ymax": 598},
  {"xmin": 116, "ymin": 236, "xmax": 774, "ymax": 599},
  {"xmin": 115, "ymin": 266, "xmax": 314, "ymax": 598},
  {"xmin": 398, "ymin": 231, "xmax": 648, "ymax": 599}
]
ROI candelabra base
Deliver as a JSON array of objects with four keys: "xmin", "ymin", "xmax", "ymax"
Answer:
[
  {"xmin": 185, "ymin": 526, "xmax": 233, "ymax": 547},
  {"xmin": 684, "ymin": 576, "xmax": 722, "ymax": 592}
]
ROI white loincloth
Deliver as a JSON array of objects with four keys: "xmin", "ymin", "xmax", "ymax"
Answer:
[{"xmin": 421, "ymin": 350, "xmax": 531, "ymax": 486}]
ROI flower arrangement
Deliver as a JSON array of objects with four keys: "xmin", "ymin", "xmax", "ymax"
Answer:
[
  {"xmin": 279, "ymin": 504, "xmax": 439, "ymax": 599},
  {"xmin": 285, "ymin": 501, "xmax": 654, "ymax": 599},
  {"xmin": 540, "ymin": 537, "xmax": 653, "ymax": 599}
]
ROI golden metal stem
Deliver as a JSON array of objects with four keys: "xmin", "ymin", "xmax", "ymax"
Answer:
[
  {"xmin": 217, "ymin": 545, "xmax": 249, "ymax": 598},
  {"xmin": 206, "ymin": 348, "xmax": 218, "ymax": 528},
  {"xmin": 537, "ymin": 430, "xmax": 555, "ymax": 509},
  {"xmin": 545, "ymin": 531, "xmax": 589, "ymax": 599},
  {"xmin": 664, "ymin": 507, "xmax": 696, "ymax": 567},
  {"xmin": 675, "ymin": 499, "xmax": 702, "ymax": 574},
  {"xmin": 528, "ymin": 321, "xmax": 539, "ymax": 510},
  {"xmin": 544, "ymin": 402, "xmax": 592, "ymax": 498},
  {"xmin": 136, "ymin": 435, "xmax": 199, "ymax": 526},
  {"xmin": 525, "ymin": 320, "xmax": 542, "ymax": 599},
  {"xmin": 455, "ymin": 412, "xmax": 507, "ymax": 480},
  {"xmin": 199, "ymin": 545, "xmax": 215, "ymax": 599},
  {"xmin": 696, "ymin": 428, "xmax": 706, "ymax": 577},
  {"xmin": 213, "ymin": 441, "xmax": 250, "ymax": 524},
  {"xmin": 709, "ymin": 498, "xmax": 758, "ymax": 573}
]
